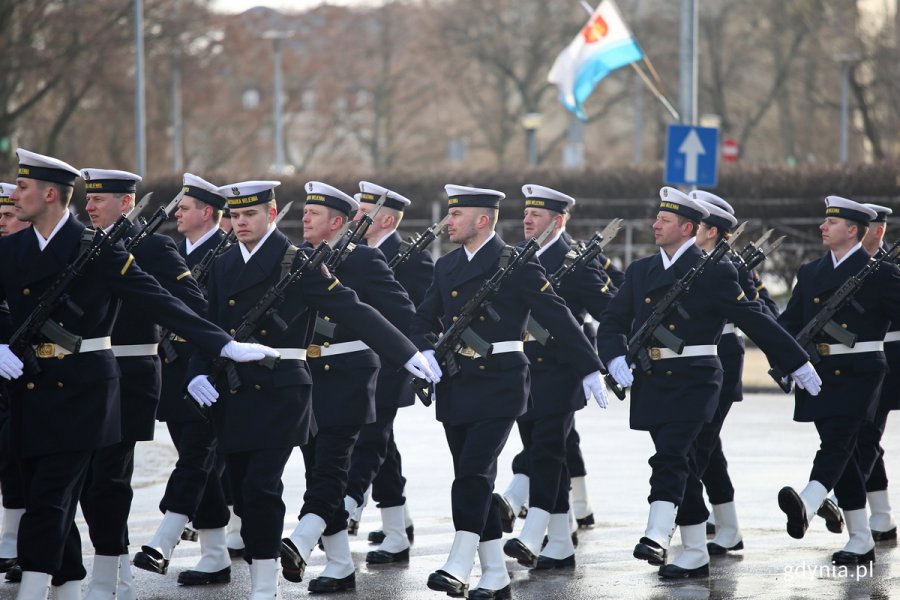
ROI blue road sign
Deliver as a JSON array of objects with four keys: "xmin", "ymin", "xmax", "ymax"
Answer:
[{"xmin": 664, "ymin": 125, "xmax": 719, "ymax": 187}]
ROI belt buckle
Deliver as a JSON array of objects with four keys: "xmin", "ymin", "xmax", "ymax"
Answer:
[
  {"xmin": 649, "ymin": 347, "xmax": 662, "ymax": 361},
  {"xmin": 307, "ymin": 344, "xmax": 322, "ymax": 359},
  {"xmin": 817, "ymin": 343, "xmax": 830, "ymax": 357},
  {"xmin": 458, "ymin": 346, "xmax": 476, "ymax": 359},
  {"xmin": 36, "ymin": 343, "xmax": 55, "ymax": 359}
]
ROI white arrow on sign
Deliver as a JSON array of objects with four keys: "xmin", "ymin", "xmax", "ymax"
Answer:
[{"xmin": 678, "ymin": 129, "xmax": 706, "ymax": 183}]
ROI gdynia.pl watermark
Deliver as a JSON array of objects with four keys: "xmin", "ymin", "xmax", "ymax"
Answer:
[{"xmin": 784, "ymin": 562, "xmax": 874, "ymax": 580}]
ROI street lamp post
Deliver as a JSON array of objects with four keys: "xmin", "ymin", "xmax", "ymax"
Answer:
[
  {"xmin": 134, "ymin": 0, "xmax": 146, "ymax": 177},
  {"xmin": 522, "ymin": 112, "xmax": 542, "ymax": 167},
  {"xmin": 263, "ymin": 30, "xmax": 294, "ymax": 174},
  {"xmin": 836, "ymin": 53, "xmax": 860, "ymax": 165}
]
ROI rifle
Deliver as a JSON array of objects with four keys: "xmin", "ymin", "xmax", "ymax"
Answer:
[
  {"xmin": 193, "ymin": 242, "xmax": 332, "ymax": 414},
  {"xmin": 604, "ymin": 229, "xmax": 746, "ymax": 400},
  {"xmin": 124, "ymin": 190, "xmax": 184, "ymax": 252},
  {"xmin": 412, "ymin": 222, "xmax": 557, "ymax": 406},
  {"xmin": 388, "ymin": 214, "xmax": 450, "ymax": 270},
  {"xmin": 326, "ymin": 194, "xmax": 387, "ymax": 270},
  {"xmin": 745, "ymin": 235, "xmax": 785, "ymax": 271},
  {"xmin": 768, "ymin": 239, "xmax": 900, "ymax": 392}
]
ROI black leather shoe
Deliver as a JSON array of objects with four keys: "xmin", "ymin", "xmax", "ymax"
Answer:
[
  {"xmin": 706, "ymin": 522, "xmax": 716, "ymax": 536},
  {"xmin": 426, "ymin": 569, "xmax": 467, "ymax": 597},
  {"xmin": 658, "ymin": 562, "xmax": 710, "ymax": 579},
  {"xmin": 832, "ymin": 548, "xmax": 875, "ymax": 566},
  {"xmin": 633, "ymin": 537, "xmax": 667, "ymax": 565},
  {"xmin": 308, "ymin": 572, "xmax": 356, "ymax": 593},
  {"xmin": 873, "ymin": 527, "xmax": 897, "ymax": 542},
  {"xmin": 576, "ymin": 513, "xmax": 594, "ymax": 528},
  {"xmin": 0, "ymin": 557, "xmax": 17, "ymax": 572},
  {"xmin": 542, "ymin": 532, "xmax": 578, "ymax": 550},
  {"xmin": 280, "ymin": 538, "xmax": 306, "ymax": 583},
  {"xmin": 495, "ymin": 493, "xmax": 516, "ymax": 534},
  {"xmin": 366, "ymin": 548, "xmax": 410, "ymax": 564},
  {"xmin": 817, "ymin": 498, "xmax": 844, "ymax": 534},
  {"xmin": 5, "ymin": 565, "xmax": 21, "ymax": 582},
  {"xmin": 227, "ymin": 546, "xmax": 244, "ymax": 558},
  {"xmin": 177, "ymin": 566, "xmax": 231, "ymax": 585},
  {"xmin": 368, "ymin": 525, "xmax": 414, "ymax": 544},
  {"xmin": 707, "ymin": 540, "xmax": 744, "ymax": 555},
  {"xmin": 181, "ymin": 527, "xmax": 198, "ymax": 542},
  {"xmin": 347, "ymin": 519, "xmax": 359, "ymax": 535},
  {"xmin": 503, "ymin": 538, "xmax": 537, "ymax": 568},
  {"xmin": 133, "ymin": 546, "xmax": 169, "ymax": 575},
  {"xmin": 533, "ymin": 554, "xmax": 575, "ymax": 570},
  {"xmin": 778, "ymin": 487, "xmax": 808, "ymax": 539},
  {"xmin": 469, "ymin": 584, "xmax": 512, "ymax": 599}
]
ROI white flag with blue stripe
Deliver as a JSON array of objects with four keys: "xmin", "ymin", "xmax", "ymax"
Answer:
[{"xmin": 548, "ymin": 0, "xmax": 644, "ymax": 119}]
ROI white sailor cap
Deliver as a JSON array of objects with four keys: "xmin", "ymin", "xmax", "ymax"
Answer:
[
  {"xmin": 825, "ymin": 196, "xmax": 877, "ymax": 224},
  {"xmin": 16, "ymin": 148, "xmax": 80, "ymax": 187},
  {"xmin": 304, "ymin": 181, "xmax": 358, "ymax": 216},
  {"xmin": 863, "ymin": 203, "xmax": 892, "ymax": 223},
  {"xmin": 81, "ymin": 168, "xmax": 141, "ymax": 194},
  {"xmin": 359, "ymin": 181, "xmax": 412, "ymax": 212},
  {"xmin": 695, "ymin": 199, "xmax": 737, "ymax": 232},
  {"xmin": 183, "ymin": 173, "xmax": 227, "ymax": 209},
  {"xmin": 445, "ymin": 184, "xmax": 504, "ymax": 209},
  {"xmin": 690, "ymin": 190, "xmax": 734, "ymax": 215},
  {"xmin": 219, "ymin": 180, "xmax": 281, "ymax": 209},
  {"xmin": 522, "ymin": 184, "xmax": 575, "ymax": 214},
  {"xmin": 0, "ymin": 183, "xmax": 15, "ymax": 205},
  {"xmin": 658, "ymin": 187, "xmax": 709, "ymax": 222}
]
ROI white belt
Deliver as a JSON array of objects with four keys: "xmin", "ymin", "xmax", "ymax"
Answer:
[
  {"xmin": 884, "ymin": 331, "xmax": 900, "ymax": 343},
  {"xmin": 112, "ymin": 343, "xmax": 160, "ymax": 357},
  {"xmin": 816, "ymin": 341, "xmax": 884, "ymax": 356},
  {"xmin": 273, "ymin": 348, "xmax": 307, "ymax": 361},
  {"xmin": 721, "ymin": 323, "xmax": 738, "ymax": 335},
  {"xmin": 307, "ymin": 340, "xmax": 370, "ymax": 359},
  {"xmin": 456, "ymin": 340, "xmax": 524, "ymax": 359},
  {"xmin": 649, "ymin": 344, "xmax": 718, "ymax": 361},
  {"xmin": 33, "ymin": 336, "xmax": 112, "ymax": 359}
]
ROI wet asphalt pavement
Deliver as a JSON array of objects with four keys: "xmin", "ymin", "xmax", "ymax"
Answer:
[{"xmin": 3, "ymin": 388, "xmax": 899, "ymax": 599}]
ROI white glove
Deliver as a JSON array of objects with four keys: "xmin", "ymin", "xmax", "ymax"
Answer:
[
  {"xmin": 791, "ymin": 361, "xmax": 822, "ymax": 396},
  {"xmin": 422, "ymin": 349, "xmax": 443, "ymax": 381},
  {"xmin": 0, "ymin": 345, "xmax": 23, "ymax": 380},
  {"xmin": 404, "ymin": 351, "xmax": 440, "ymax": 384},
  {"xmin": 608, "ymin": 355, "xmax": 633, "ymax": 389},
  {"xmin": 188, "ymin": 375, "xmax": 219, "ymax": 406},
  {"xmin": 582, "ymin": 370, "xmax": 608, "ymax": 409},
  {"xmin": 219, "ymin": 340, "xmax": 280, "ymax": 363}
]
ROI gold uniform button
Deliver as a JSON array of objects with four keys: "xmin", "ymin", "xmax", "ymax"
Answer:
[
  {"xmin": 452, "ymin": 316, "xmax": 459, "ymax": 322},
  {"xmin": 478, "ymin": 365, "xmax": 486, "ymax": 370},
  {"xmin": 323, "ymin": 342, "xmax": 330, "ymax": 348},
  {"xmin": 841, "ymin": 323, "xmax": 848, "ymax": 329},
  {"xmin": 254, "ymin": 384, "xmax": 262, "ymax": 390},
  {"xmin": 479, "ymin": 316, "xmax": 485, "ymax": 321},
  {"xmin": 22, "ymin": 288, "xmax": 30, "ymax": 296},
  {"xmin": 260, "ymin": 330, "xmax": 267, "ymax": 336},
  {"xmin": 229, "ymin": 329, "xmax": 236, "ymax": 336},
  {"xmin": 668, "ymin": 324, "xmax": 676, "ymax": 331},
  {"xmin": 228, "ymin": 299, "xmax": 236, "ymax": 306},
  {"xmin": 324, "ymin": 364, "xmax": 331, "ymax": 372},
  {"xmin": 644, "ymin": 297, "xmax": 651, "ymax": 304},
  {"xmin": 666, "ymin": 370, "xmax": 673, "ymax": 376},
  {"xmin": 834, "ymin": 369, "xmax": 841, "ymax": 376},
  {"xmin": 451, "ymin": 290, "xmax": 459, "ymax": 297},
  {"xmin": 813, "ymin": 297, "xmax": 820, "ymax": 304},
  {"xmin": 57, "ymin": 382, "xmax": 64, "ymax": 388},
  {"xmin": 230, "ymin": 389, "xmax": 237, "ymax": 395},
  {"xmin": 323, "ymin": 316, "xmax": 331, "ymax": 322},
  {"xmin": 537, "ymin": 357, "xmax": 544, "ymax": 363},
  {"xmin": 26, "ymin": 382, "xmax": 34, "ymax": 390}
]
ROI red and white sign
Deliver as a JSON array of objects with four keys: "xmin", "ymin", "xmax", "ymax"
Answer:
[{"xmin": 722, "ymin": 137, "xmax": 739, "ymax": 162}]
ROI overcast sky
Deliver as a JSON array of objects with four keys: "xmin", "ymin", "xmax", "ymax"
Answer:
[{"xmin": 212, "ymin": 0, "xmax": 379, "ymax": 13}]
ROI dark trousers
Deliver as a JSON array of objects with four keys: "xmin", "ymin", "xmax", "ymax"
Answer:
[
  {"xmin": 516, "ymin": 413, "xmax": 574, "ymax": 513},
  {"xmin": 80, "ymin": 440, "xmax": 136, "ymax": 556},
  {"xmin": 511, "ymin": 424, "xmax": 586, "ymax": 480},
  {"xmin": 226, "ymin": 447, "xmax": 292, "ymax": 560},
  {"xmin": 299, "ymin": 425, "xmax": 361, "ymax": 536},
  {"xmin": 686, "ymin": 399, "xmax": 735, "ymax": 514},
  {"xmin": 857, "ymin": 407, "xmax": 891, "ymax": 492},
  {"xmin": 161, "ymin": 420, "xmax": 230, "ymax": 529},
  {"xmin": 345, "ymin": 406, "xmax": 403, "ymax": 508},
  {"xmin": 647, "ymin": 421, "xmax": 706, "ymax": 526},
  {"xmin": 444, "ymin": 417, "xmax": 516, "ymax": 541},
  {"xmin": 0, "ymin": 419, "xmax": 24, "ymax": 509},
  {"xmin": 811, "ymin": 416, "xmax": 867, "ymax": 511},
  {"xmin": 371, "ymin": 433, "xmax": 407, "ymax": 509},
  {"xmin": 19, "ymin": 451, "xmax": 91, "ymax": 582},
  {"xmin": 701, "ymin": 437, "xmax": 735, "ymax": 505}
]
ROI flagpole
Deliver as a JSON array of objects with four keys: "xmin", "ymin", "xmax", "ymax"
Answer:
[{"xmin": 578, "ymin": 0, "xmax": 680, "ymax": 121}]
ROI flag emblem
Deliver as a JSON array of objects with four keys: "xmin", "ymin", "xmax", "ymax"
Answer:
[{"xmin": 582, "ymin": 15, "xmax": 609, "ymax": 43}]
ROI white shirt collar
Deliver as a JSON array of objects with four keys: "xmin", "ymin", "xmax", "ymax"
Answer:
[
  {"xmin": 239, "ymin": 226, "xmax": 276, "ymax": 263},
  {"xmin": 831, "ymin": 242, "xmax": 863, "ymax": 268},
  {"xmin": 464, "ymin": 231, "xmax": 496, "ymax": 261},
  {"xmin": 660, "ymin": 237, "xmax": 697, "ymax": 270},
  {"xmin": 372, "ymin": 229, "xmax": 397, "ymax": 249},
  {"xmin": 536, "ymin": 230, "xmax": 564, "ymax": 257},
  {"xmin": 186, "ymin": 226, "xmax": 222, "ymax": 255},
  {"xmin": 34, "ymin": 210, "xmax": 70, "ymax": 251}
]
